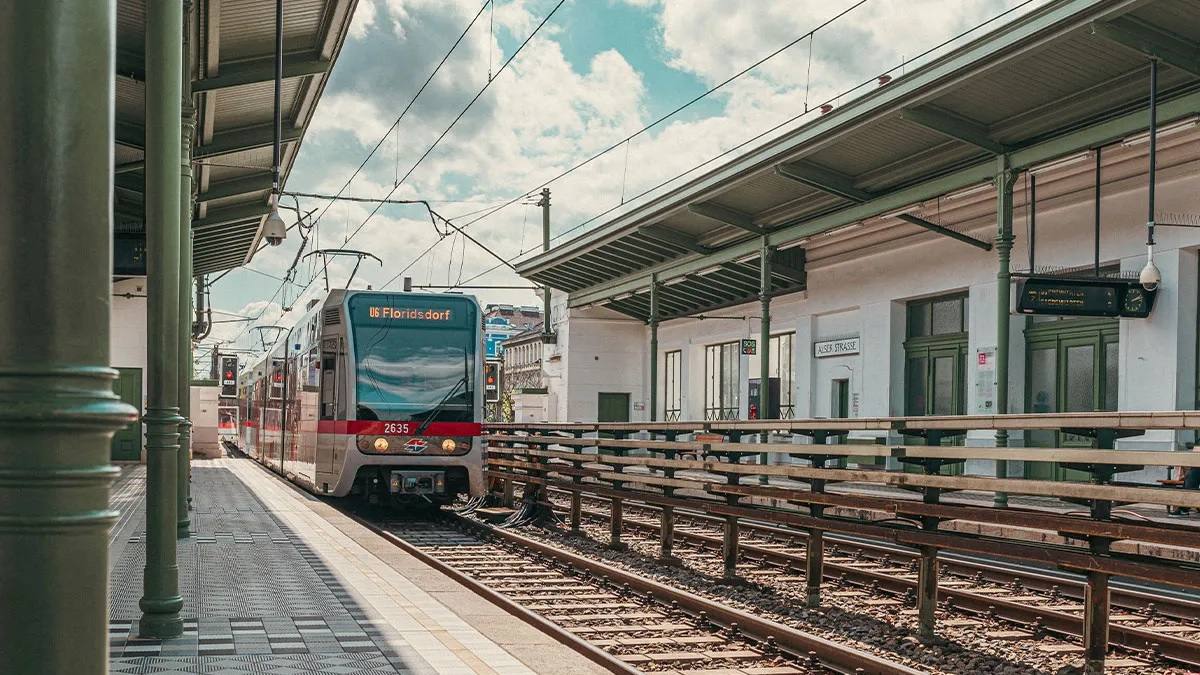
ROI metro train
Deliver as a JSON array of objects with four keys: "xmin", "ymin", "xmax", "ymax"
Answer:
[{"xmin": 236, "ymin": 289, "xmax": 486, "ymax": 504}]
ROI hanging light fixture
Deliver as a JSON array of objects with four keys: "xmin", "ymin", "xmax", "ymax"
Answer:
[
  {"xmin": 1139, "ymin": 59, "xmax": 1161, "ymax": 291},
  {"xmin": 260, "ymin": 0, "xmax": 288, "ymax": 247}
]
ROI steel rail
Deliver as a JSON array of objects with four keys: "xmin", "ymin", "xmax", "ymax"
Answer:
[
  {"xmin": 232, "ymin": 450, "xmax": 640, "ymax": 675},
  {"xmin": 555, "ymin": 493, "xmax": 1199, "ymax": 669},
  {"xmin": 340, "ymin": 509, "xmax": 642, "ymax": 675},
  {"xmin": 458, "ymin": 513, "xmax": 924, "ymax": 675}
]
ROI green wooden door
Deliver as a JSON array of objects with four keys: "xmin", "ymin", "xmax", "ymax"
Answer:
[
  {"xmin": 598, "ymin": 392, "xmax": 630, "ymax": 423},
  {"xmin": 903, "ymin": 343, "xmax": 966, "ymax": 474},
  {"xmin": 110, "ymin": 367, "xmax": 142, "ymax": 461},
  {"xmin": 1024, "ymin": 319, "xmax": 1118, "ymax": 480}
]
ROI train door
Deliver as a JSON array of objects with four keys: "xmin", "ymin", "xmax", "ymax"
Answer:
[{"xmin": 318, "ymin": 337, "xmax": 341, "ymax": 476}]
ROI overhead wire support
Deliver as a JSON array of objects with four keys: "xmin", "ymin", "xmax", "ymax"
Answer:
[
  {"xmin": 284, "ymin": 190, "xmax": 516, "ymax": 272},
  {"xmin": 340, "ymin": 0, "xmax": 568, "ymax": 249}
]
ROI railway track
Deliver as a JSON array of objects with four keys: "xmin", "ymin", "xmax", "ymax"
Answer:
[
  {"xmin": 347, "ymin": 506, "xmax": 925, "ymax": 675},
  {"xmin": 539, "ymin": 490, "xmax": 1199, "ymax": 672}
]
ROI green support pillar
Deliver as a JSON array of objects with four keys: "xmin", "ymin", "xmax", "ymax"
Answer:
[
  {"xmin": 0, "ymin": 3, "xmax": 138, "ymax": 671},
  {"xmin": 759, "ymin": 238, "xmax": 773, "ymax": 481},
  {"xmin": 649, "ymin": 275, "xmax": 659, "ymax": 421},
  {"xmin": 140, "ymin": 0, "xmax": 185, "ymax": 639},
  {"xmin": 993, "ymin": 156, "xmax": 1017, "ymax": 508},
  {"xmin": 177, "ymin": 42, "xmax": 196, "ymax": 538}
]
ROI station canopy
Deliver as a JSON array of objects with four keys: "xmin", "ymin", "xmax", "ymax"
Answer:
[
  {"xmin": 515, "ymin": 0, "xmax": 1200, "ymax": 322},
  {"xmin": 114, "ymin": 0, "xmax": 356, "ymax": 277}
]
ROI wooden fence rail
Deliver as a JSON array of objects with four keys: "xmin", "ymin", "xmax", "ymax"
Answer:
[{"xmin": 483, "ymin": 412, "xmax": 1200, "ymax": 675}]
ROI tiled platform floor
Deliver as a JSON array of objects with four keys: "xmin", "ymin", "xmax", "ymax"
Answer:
[{"xmin": 108, "ymin": 456, "xmax": 607, "ymax": 675}]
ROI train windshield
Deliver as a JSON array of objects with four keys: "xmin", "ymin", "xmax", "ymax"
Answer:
[{"xmin": 346, "ymin": 294, "xmax": 478, "ymax": 422}]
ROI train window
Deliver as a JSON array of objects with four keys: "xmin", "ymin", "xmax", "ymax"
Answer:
[{"xmin": 320, "ymin": 351, "xmax": 337, "ymax": 420}]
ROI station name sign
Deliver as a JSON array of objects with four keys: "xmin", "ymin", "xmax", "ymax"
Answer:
[
  {"xmin": 1015, "ymin": 276, "xmax": 1155, "ymax": 319},
  {"xmin": 368, "ymin": 306, "xmax": 453, "ymax": 321},
  {"xmin": 813, "ymin": 336, "xmax": 860, "ymax": 358}
]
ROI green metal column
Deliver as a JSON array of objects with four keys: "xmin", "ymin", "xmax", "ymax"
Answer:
[
  {"xmin": 759, "ymin": 238, "xmax": 773, "ymax": 418},
  {"xmin": 993, "ymin": 156, "xmax": 1017, "ymax": 508},
  {"xmin": 758, "ymin": 239, "xmax": 773, "ymax": 480},
  {"xmin": 140, "ymin": 0, "xmax": 185, "ymax": 639},
  {"xmin": 0, "ymin": 3, "xmax": 138, "ymax": 671},
  {"xmin": 177, "ymin": 29, "xmax": 196, "ymax": 538},
  {"xmin": 649, "ymin": 275, "xmax": 659, "ymax": 421}
]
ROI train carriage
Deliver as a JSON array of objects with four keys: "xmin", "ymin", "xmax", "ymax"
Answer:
[{"xmin": 237, "ymin": 289, "xmax": 485, "ymax": 504}]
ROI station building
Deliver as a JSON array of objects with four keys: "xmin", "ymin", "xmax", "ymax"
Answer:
[{"xmin": 515, "ymin": 0, "xmax": 1200, "ymax": 479}]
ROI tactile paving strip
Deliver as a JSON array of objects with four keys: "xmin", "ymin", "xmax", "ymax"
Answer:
[{"xmin": 107, "ymin": 465, "xmax": 431, "ymax": 673}]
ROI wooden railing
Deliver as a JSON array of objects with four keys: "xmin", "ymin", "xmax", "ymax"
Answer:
[{"xmin": 484, "ymin": 412, "xmax": 1200, "ymax": 674}]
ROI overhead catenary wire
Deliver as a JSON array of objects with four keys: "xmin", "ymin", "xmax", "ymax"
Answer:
[
  {"xmin": 442, "ymin": 0, "xmax": 1039, "ymax": 291},
  {"xmin": 230, "ymin": 0, "xmax": 859, "ymax": 342},
  {"xmin": 238, "ymin": 0, "xmax": 564, "ymax": 346},
  {"xmin": 338, "ymin": 0, "xmax": 568, "ymax": 249},
  {"xmin": 371, "ymin": 1, "xmax": 877, "ymax": 294}
]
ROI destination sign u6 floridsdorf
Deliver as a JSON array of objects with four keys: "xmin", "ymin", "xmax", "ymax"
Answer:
[
  {"xmin": 368, "ymin": 306, "xmax": 454, "ymax": 321},
  {"xmin": 1016, "ymin": 276, "xmax": 1156, "ymax": 319}
]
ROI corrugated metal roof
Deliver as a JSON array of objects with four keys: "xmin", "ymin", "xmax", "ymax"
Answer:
[
  {"xmin": 516, "ymin": 0, "xmax": 1200, "ymax": 321},
  {"xmin": 113, "ymin": 0, "xmax": 357, "ymax": 275}
]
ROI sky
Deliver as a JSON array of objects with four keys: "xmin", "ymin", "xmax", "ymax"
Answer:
[{"xmin": 203, "ymin": 0, "xmax": 1046, "ymax": 366}]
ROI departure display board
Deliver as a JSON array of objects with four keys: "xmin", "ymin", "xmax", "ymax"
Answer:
[{"xmin": 1016, "ymin": 277, "xmax": 1155, "ymax": 319}]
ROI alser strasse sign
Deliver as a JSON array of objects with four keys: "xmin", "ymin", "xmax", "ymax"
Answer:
[{"xmin": 813, "ymin": 336, "xmax": 860, "ymax": 358}]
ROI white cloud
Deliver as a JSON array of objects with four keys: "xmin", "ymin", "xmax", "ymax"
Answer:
[{"xmin": 218, "ymin": 0, "xmax": 1046, "ymax": 351}]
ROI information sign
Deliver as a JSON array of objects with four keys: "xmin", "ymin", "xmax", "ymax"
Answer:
[
  {"xmin": 1016, "ymin": 277, "xmax": 1155, "ymax": 318},
  {"xmin": 740, "ymin": 338, "xmax": 756, "ymax": 355},
  {"xmin": 813, "ymin": 336, "xmax": 860, "ymax": 358}
]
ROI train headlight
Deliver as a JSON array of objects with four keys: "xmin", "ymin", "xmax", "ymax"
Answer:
[
  {"xmin": 441, "ymin": 438, "xmax": 457, "ymax": 453},
  {"xmin": 373, "ymin": 437, "xmax": 390, "ymax": 452}
]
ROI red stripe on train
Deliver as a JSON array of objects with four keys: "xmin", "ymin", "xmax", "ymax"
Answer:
[{"xmin": 315, "ymin": 421, "xmax": 482, "ymax": 436}]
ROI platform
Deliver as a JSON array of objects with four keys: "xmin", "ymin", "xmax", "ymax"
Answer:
[{"xmin": 107, "ymin": 456, "xmax": 608, "ymax": 675}]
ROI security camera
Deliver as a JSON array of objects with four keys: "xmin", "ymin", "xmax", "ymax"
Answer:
[
  {"xmin": 262, "ymin": 206, "xmax": 287, "ymax": 247},
  {"xmin": 1139, "ymin": 258, "xmax": 1161, "ymax": 291}
]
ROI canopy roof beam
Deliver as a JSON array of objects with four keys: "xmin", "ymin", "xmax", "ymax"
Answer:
[
  {"xmin": 194, "ymin": 124, "xmax": 302, "ymax": 160},
  {"xmin": 899, "ymin": 105, "xmax": 1006, "ymax": 154},
  {"xmin": 639, "ymin": 224, "xmax": 714, "ymax": 254},
  {"xmin": 688, "ymin": 202, "xmax": 764, "ymax": 235},
  {"xmin": 193, "ymin": 204, "xmax": 269, "ymax": 231},
  {"xmin": 1091, "ymin": 17, "xmax": 1200, "ymax": 78},
  {"xmin": 192, "ymin": 53, "xmax": 331, "ymax": 92},
  {"xmin": 198, "ymin": 174, "xmax": 274, "ymax": 202},
  {"xmin": 896, "ymin": 213, "xmax": 993, "ymax": 251},
  {"xmin": 775, "ymin": 160, "xmax": 874, "ymax": 203},
  {"xmin": 768, "ymin": 249, "xmax": 808, "ymax": 285}
]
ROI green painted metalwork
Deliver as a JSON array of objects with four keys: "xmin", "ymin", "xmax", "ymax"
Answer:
[
  {"xmin": 758, "ymin": 240, "xmax": 773, "ymax": 480},
  {"xmin": 0, "ymin": 3, "xmax": 138, "ymax": 671},
  {"xmin": 993, "ymin": 156, "xmax": 1018, "ymax": 507},
  {"xmin": 178, "ymin": 17, "xmax": 196, "ymax": 538},
  {"xmin": 566, "ymin": 87, "xmax": 1200, "ymax": 309},
  {"xmin": 140, "ymin": 0, "xmax": 185, "ymax": 638},
  {"xmin": 899, "ymin": 106, "xmax": 1007, "ymax": 154},
  {"xmin": 1090, "ymin": 18, "xmax": 1200, "ymax": 77},
  {"xmin": 649, "ymin": 276, "xmax": 659, "ymax": 421},
  {"xmin": 689, "ymin": 202, "xmax": 763, "ymax": 234},
  {"xmin": 192, "ymin": 54, "xmax": 331, "ymax": 92}
]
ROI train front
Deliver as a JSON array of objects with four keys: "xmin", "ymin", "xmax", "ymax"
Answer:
[{"xmin": 335, "ymin": 291, "xmax": 485, "ymax": 505}]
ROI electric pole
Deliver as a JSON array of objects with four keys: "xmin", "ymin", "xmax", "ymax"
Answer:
[{"xmin": 537, "ymin": 188, "xmax": 555, "ymax": 342}]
